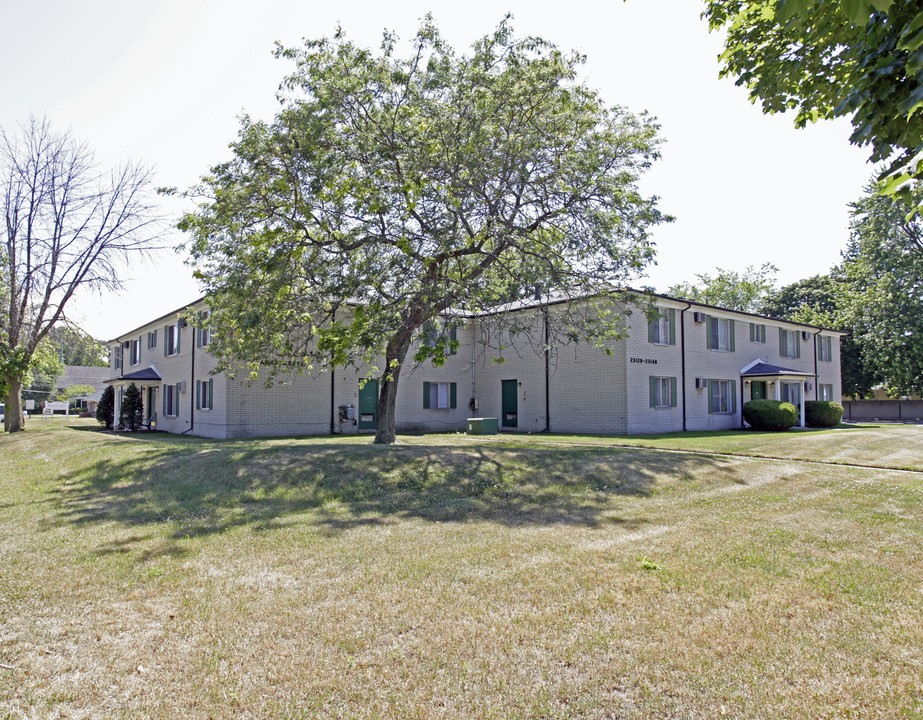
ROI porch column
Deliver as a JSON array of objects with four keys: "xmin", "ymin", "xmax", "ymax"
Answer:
[
  {"xmin": 113, "ymin": 384, "xmax": 122, "ymax": 430},
  {"xmin": 800, "ymin": 380, "xmax": 806, "ymax": 428},
  {"xmin": 774, "ymin": 381, "xmax": 781, "ymax": 401}
]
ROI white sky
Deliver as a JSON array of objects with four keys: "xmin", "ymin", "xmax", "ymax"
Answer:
[{"xmin": 0, "ymin": 0, "xmax": 872, "ymax": 340}]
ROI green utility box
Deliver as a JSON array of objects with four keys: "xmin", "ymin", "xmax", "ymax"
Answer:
[{"xmin": 466, "ymin": 417, "xmax": 499, "ymax": 435}]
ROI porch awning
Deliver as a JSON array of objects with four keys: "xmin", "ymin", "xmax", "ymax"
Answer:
[
  {"xmin": 105, "ymin": 366, "xmax": 162, "ymax": 384},
  {"xmin": 740, "ymin": 361, "xmax": 814, "ymax": 379}
]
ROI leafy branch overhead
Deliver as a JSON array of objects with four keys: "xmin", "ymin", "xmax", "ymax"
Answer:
[
  {"xmin": 182, "ymin": 17, "xmax": 668, "ymax": 443},
  {"xmin": 705, "ymin": 0, "xmax": 923, "ymax": 212}
]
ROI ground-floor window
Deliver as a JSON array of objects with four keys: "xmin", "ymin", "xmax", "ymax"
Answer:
[
  {"xmin": 649, "ymin": 376, "xmax": 677, "ymax": 408},
  {"xmin": 163, "ymin": 384, "xmax": 177, "ymax": 417},
  {"xmin": 819, "ymin": 384, "xmax": 834, "ymax": 401},
  {"xmin": 708, "ymin": 379, "xmax": 736, "ymax": 414},
  {"xmin": 423, "ymin": 381, "xmax": 456, "ymax": 409},
  {"xmin": 782, "ymin": 382, "xmax": 801, "ymax": 407},
  {"xmin": 196, "ymin": 379, "xmax": 213, "ymax": 410}
]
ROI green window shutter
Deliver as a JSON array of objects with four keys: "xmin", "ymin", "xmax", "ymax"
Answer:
[
  {"xmin": 196, "ymin": 327, "xmax": 201, "ymax": 348},
  {"xmin": 423, "ymin": 382, "xmax": 430, "ymax": 409},
  {"xmin": 164, "ymin": 326, "xmax": 169, "ymax": 357},
  {"xmin": 450, "ymin": 382, "xmax": 457, "ymax": 409},
  {"xmin": 175, "ymin": 324, "xmax": 180, "ymax": 354},
  {"xmin": 449, "ymin": 325, "xmax": 457, "ymax": 355},
  {"xmin": 669, "ymin": 309, "xmax": 676, "ymax": 345},
  {"xmin": 795, "ymin": 334, "xmax": 801, "ymax": 359},
  {"xmin": 195, "ymin": 380, "xmax": 201, "ymax": 410},
  {"xmin": 779, "ymin": 328, "xmax": 785, "ymax": 356},
  {"xmin": 707, "ymin": 316, "xmax": 717, "ymax": 349},
  {"xmin": 670, "ymin": 377, "xmax": 678, "ymax": 407},
  {"xmin": 731, "ymin": 381, "xmax": 737, "ymax": 414},
  {"xmin": 707, "ymin": 380, "xmax": 715, "ymax": 413},
  {"xmin": 729, "ymin": 320, "xmax": 735, "ymax": 352},
  {"xmin": 649, "ymin": 376, "xmax": 657, "ymax": 407},
  {"xmin": 648, "ymin": 316, "xmax": 656, "ymax": 344},
  {"xmin": 750, "ymin": 323, "xmax": 755, "ymax": 342},
  {"xmin": 208, "ymin": 379, "xmax": 213, "ymax": 409},
  {"xmin": 162, "ymin": 386, "xmax": 166, "ymax": 416}
]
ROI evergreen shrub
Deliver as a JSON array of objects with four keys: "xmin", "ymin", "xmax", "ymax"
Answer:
[{"xmin": 743, "ymin": 399, "xmax": 798, "ymax": 431}]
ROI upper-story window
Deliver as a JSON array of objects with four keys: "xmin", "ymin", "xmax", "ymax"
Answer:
[
  {"xmin": 707, "ymin": 316, "xmax": 735, "ymax": 352},
  {"xmin": 147, "ymin": 330, "xmax": 157, "ymax": 350},
  {"xmin": 130, "ymin": 337, "xmax": 141, "ymax": 366},
  {"xmin": 779, "ymin": 328, "xmax": 801, "ymax": 359},
  {"xmin": 648, "ymin": 308, "xmax": 675, "ymax": 346},
  {"xmin": 164, "ymin": 322, "xmax": 181, "ymax": 356},
  {"xmin": 197, "ymin": 312, "xmax": 210, "ymax": 348},
  {"xmin": 818, "ymin": 335, "xmax": 832, "ymax": 362},
  {"xmin": 113, "ymin": 345, "xmax": 123, "ymax": 370},
  {"xmin": 750, "ymin": 323, "xmax": 766, "ymax": 344}
]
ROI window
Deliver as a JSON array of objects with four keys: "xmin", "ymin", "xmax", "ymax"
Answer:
[
  {"xmin": 164, "ymin": 322, "xmax": 180, "ymax": 356},
  {"xmin": 113, "ymin": 345, "xmax": 122, "ymax": 370},
  {"xmin": 421, "ymin": 321, "xmax": 457, "ymax": 356},
  {"xmin": 708, "ymin": 379, "xmax": 737, "ymax": 414},
  {"xmin": 706, "ymin": 316, "xmax": 735, "ymax": 352},
  {"xmin": 649, "ymin": 376, "xmax": 677, "ymax": 408},
  {"xmin": 750, "ymin": 323, "xmax": 766, "ymax": 344},
  {"xmin": 163, "ymin": 384, "xmax": 177, "ymax": 417},
  {"xmin": 197, "ymin": 312, "xmax": 210, "ymax": 348},
  {"xmin": 779, "ymin": 328, "xmax": 801, "ymax": 359},
  {"xmin": 648, "ymin": 308, "xmax": 676, "ymax": 346},
  {"xmin": 818, "ymin": 335, "xmax": 832, "ymax": 362},
  {"xmin": 819, "ymin": 384, "xmax": 834, "ymax": 401},
  {"xmin": 130, "ymin": 337, "xmax": 141, "ymax": 366},
  {"xmin": 781, "ymin": 382, "xmax": 801, "ymax": 407},
  {"xmin": 147, "ymin": 330, "xmax": 157, "ymax": 350},
  {"xmin": 196, "ymin": 379, "xmax": 213, "ymax": 410},
  {"xmin": 423, "ymin": 381, "xmax": 457, "ymax": 409}
]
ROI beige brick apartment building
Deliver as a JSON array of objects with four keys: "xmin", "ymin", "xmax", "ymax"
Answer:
[{"xmin": 106, "ymin": 293, "xmax": 843, "ymax": 438}]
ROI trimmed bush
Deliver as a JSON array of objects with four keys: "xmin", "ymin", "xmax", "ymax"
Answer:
[
  {"xmin": 806, "ymin": 400, "xmax": 844, "ymax": 428},
  {"xmin": 743, "ymin": 399, "xmax": 798, "ymax": 431}
]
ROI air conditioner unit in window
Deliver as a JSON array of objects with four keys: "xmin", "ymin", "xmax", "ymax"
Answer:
[
  {"xmin": 695, "ymin": 377, "xmax": 708, "ymax": 389},
  {"xmin": 801, "ymin": 331, "xmax": 810, "ymax": 340},
  {"xmin": 178, "ymin": 318, "xmax": 188, "ymax": 328},
  {"xmin": 805, "ymin": 382, "xmax": 813, "ymax": 392},
  {"xmin": 693, "ymin": 312, "xmax": 707, "ymax": 323},
  {"xmin": 176, "ymin": 381, "xmax": 187, "ymax": 393}
]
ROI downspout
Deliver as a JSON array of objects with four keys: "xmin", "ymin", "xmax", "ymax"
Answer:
[
  {"xmin": 543, "ymin": 304, "xmax": 550, "ymax": 433},
  {"xmin": 813, "ymin": 329, "xmax": 822, "ymax": 400},
  {"xmin": 680, "ymin": 302, "xmax": 691, "ymax": 431},
  {"xmin": 330, "ymin": 308, "xmax": 336, "ymax": 435},
  {"xmin": 471, "ymin": 318, "xmax": 478, "ymax": 417}
]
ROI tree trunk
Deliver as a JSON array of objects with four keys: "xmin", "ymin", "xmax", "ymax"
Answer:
[
  {"xmin": 374, "ymin": 331, "xmax": 414, "ymax": 444},
  {"xmin": 3, "ymin": 375, "xmax": 24, "ymax": 433}
]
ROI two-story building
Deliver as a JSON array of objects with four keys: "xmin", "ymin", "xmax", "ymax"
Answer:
[{"xmin": 105, "ymin": 292, "xmax": 844, "ymax": 438}]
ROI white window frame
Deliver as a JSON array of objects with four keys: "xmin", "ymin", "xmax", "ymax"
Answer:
[
  {"xmin": 750, "ymin": 323, "xmax": 766, "ymax": 344},
  {"xmin": 651, "ymin": 312, "xmax": 671, "ymax": 345},
  {"xmin": 818, "ymin": 336, "xmax": 832, "ymax": 362},
  {"xmin": 709, "ymin": 380, "xmax": 734, "ymax": 414},
  {"xmin": 197, "ymin": 379, "xmax": 212, "ymax": 410},
  {"xmin": 130, "ymin": 338, "xmax": 141, "ymax": 366},
  {"xmin": 164, "ymin": 384, "xmax": 177, "ymax": 417},
  {"xmin": 147, "ymin": 330, "xmax": 157, "ymax": 350},
  {"xmin": 198, "ymin": 312, "xmax": 210, "ymax": 348},
  {"xmin": 165, "ymin": 323, "xmax": 180, "ymax": 356},
  {"xmin": 781, "ymin": 329, "xmax": 799, "ymax": 359},
  {"xmin": 782, "ymin": 382, "xmax": 801, "ymax": 407},
  {"xmin": 113, "ymin": 345, "xmax": 122, "ymax": 370},
  {"xmin": 653, "ymin": 377, "xmax": 672, "ymax": 408},
  {"xmin": 819, "ymin": 384, "xmax": 834, "ymax": 401},
  {"xmin": 429, "ymin": 382, "xmax": 451, "ymax": 409}
]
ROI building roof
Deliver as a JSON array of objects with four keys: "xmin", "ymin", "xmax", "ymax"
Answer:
[
  {"xmin": 105, "ymin": 366, "xmax": 163, "ymax": 384},
  {"xmin": 740, "ymin": 361, "xmax": 815, "ymax": 378}
]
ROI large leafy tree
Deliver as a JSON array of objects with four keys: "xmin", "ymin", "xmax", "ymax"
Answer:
[
  {"xmin": 47, "ymin": 325, "xmax": 108, "ymax": 367},
  {"xmin": 182, "ymin": 19, "xmax": 667, "ymax": 444},
  {"xmin": 2, "ymin": 117, "xmax": 161, "ymax": 432},
  {"xmin": 665, "ymin": 262, "xmax": 778, "ymax": 313},
  {"xmin": 704, "ymin": 0, "xmax": 923, "ymax": 220}
]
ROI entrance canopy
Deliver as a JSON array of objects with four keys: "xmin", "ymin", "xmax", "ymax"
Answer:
[
  {"xmin": 740, "ymin": 360, "xmax": 815, "ymax": 428},
  {"xmin": 105, "ymin": 366, "xmax": 162, "ymax": 385}
]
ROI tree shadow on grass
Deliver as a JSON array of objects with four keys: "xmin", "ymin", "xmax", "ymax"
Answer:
[{"xmin": 49, "ymin": 435, "xmax": 735, "ymax": 555}]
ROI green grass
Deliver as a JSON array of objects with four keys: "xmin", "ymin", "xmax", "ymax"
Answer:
[{"xmin": 1, "ymin": 420, "xmax": 922, "ymax": 718}]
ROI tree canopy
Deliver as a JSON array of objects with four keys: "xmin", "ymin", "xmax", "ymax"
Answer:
[
  {"xmin": 665, "ymin": 263, "xmax": 778, "ymax": 313},
  {"xmin": 704, "ymin": 0, "xmax": 923, "ymax": 212},
  {"xmin": 182, "ymin": 18, "xmax": 668, "ymax": 443},
  {"xmin": 1, "ymin": 117, "xmax": 161, "ymax": 432}
]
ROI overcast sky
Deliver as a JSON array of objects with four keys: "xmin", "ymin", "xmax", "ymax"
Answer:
[{"xmin": 1, "ymin": 0, "xmax": 872, "ymax": 340}]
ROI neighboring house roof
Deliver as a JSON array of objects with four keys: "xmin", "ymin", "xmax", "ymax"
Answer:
[
  {"xmin": 740, "ymin": 361, "xmax": 816, "ymax": 378},
  {"xmin": 105, "ymin": 366, "xmax": 163, "ymax": 383}
]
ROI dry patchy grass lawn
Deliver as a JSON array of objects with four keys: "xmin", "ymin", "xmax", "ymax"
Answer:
[{"xmin": 1, "ymin": 421, "xmax": 921, "ymax": 718}]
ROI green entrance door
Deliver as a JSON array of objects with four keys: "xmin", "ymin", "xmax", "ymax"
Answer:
[
  {"xmin": 501, "ymin": 379, "xmax": 518, "ymax": 428},
  {"xmin": 358, "ymin": 380, "xmax": 379, "ymax": 431},
  {"xmin": 751, "ymin": 380, "xmax": 767, "ymax": 401}
]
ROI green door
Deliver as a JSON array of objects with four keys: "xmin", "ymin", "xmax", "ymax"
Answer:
[
  {"xmin": 751, "ymin": 380, "xmax": 767, "ymax": 401},
  {"xmin": 501, "ymin": 379, "xmax": 518, "ymax": 428},
  {"xmin": 358, "ymin": 380, "xmax": 378, "ymax": 430}
]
